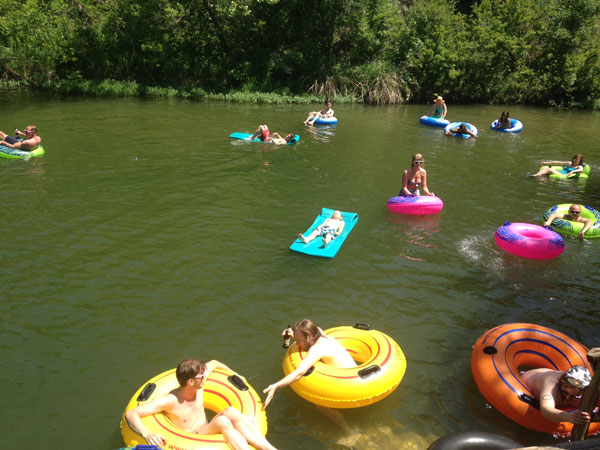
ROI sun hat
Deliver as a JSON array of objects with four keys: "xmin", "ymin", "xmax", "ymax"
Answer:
[
  {"xmin": 565, "ymin": 366, "xmax": 592, "ymax": 389},
  {"xmin": 434, "ymin": 96, "xmax": 445, "ymax": 103}
]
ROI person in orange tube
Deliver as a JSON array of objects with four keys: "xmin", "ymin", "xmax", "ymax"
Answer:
[{"xmin": 521, "ymin": 365, "xmax": 592, "ymax": 424}]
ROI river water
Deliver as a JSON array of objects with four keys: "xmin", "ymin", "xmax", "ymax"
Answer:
[{"xmin": 1, "ymin": 91, "xmax": 599, "ymax": 449}]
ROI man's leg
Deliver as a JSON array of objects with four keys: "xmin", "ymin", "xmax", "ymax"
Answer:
[
  {"xmin": 220, "ymin": 407, "xmax": 277, "ymax": 450},
  {"xmin": 195, "ymin": 413, "xmax": 249, "ymax": 450}
]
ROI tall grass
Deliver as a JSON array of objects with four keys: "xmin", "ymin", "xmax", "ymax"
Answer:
[{"xmin": 308, "ymin": 72, "xmax": 410, "ymax": 105}]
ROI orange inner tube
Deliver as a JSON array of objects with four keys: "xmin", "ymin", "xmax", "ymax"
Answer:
[{"xmin": 471, "ymin": 323, "xmax": 599, "ymax": 437}]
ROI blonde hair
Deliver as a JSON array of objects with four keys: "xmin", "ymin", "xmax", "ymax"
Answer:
[{"xmin": 412, "ymin": 153, "xmax": 424, "ymax": 164}]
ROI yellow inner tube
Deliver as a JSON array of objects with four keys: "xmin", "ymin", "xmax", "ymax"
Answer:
[
  {"xmin": 283, "ymin": 324, "xmax": 406, "ymax": 409},
  {"xmin": 120, "ymin": 367, "xmax": 267, "ymax": 450}
]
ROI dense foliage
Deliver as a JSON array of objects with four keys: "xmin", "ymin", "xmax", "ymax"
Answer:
[{"xmin": 1, "ymin": 0, "xmax": 599, "ymax": 106}]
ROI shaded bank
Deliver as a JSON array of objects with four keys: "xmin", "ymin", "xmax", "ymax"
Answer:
[{"xmin": 1, "ymin": 0, "xmax": 599, "ymax": 107}]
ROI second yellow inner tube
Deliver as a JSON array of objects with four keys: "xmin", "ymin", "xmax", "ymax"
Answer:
[{"xmin": 283, "ymin": 324, "xmax": 406, "ymax": 409}]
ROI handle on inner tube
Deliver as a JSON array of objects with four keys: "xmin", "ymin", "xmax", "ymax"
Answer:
[
  {"xmin": 358, "ymin": 365, "xmax": 381, "ymax": 379},
  {"xmin": 137, "ymin": 383, "xmax": 157, "ymax": 401},
  {"xmin": 303, "ymin": 366, "xmax": 315, "ymax": 377},
  {"xmin": 353, "ymin": 323, "xmax": 371, "ymax": 330},
  {"xmin": 228, "ymin": 374, "xmax": 249, "ymax": 391}
]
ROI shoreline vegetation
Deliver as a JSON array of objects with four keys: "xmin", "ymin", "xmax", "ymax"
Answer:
[
  {"xmin": 1, "ymin": 0, "xmax": 599, "ymax": 109},
  {"xmin": 0, "ymin": 79, "xmax": 359, "ymax": 104}
]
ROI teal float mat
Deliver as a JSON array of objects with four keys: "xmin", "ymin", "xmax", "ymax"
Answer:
[
  {"xmin": 290, "ymin": 207, "xmax": 359, "ymax": 259},
  {"xmin": 229, "ymin": 132, "xmax": 299, "ymax": 145}
]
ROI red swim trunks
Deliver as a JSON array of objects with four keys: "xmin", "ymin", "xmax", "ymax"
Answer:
[{"xmin": 261, "ymin": 127, "xmax": 271, "ymax": 142}]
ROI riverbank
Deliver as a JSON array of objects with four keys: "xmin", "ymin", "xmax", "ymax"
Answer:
[
  {"xmin": 3, "ymin": 79, "xmax": 599, "ymax": 110},
  {"xmin": 0, "ymin": 79, "xmax": 359, "ymax": 104}
]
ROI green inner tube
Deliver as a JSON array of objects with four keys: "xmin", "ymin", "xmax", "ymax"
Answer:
[
  {"xmin": 542, "ymin": 163, "xmax": 590, "ymax": 180},
  {"xmin": 0, "ymin": 144, "xmax": 45, "ymax": 159},
  {"xmin": 542, "ymin": 203, "xmax": 600, "ymax": 238}
]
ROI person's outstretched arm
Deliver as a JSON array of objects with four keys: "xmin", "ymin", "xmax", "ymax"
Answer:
[{"xmin": 263, "ymin": 346, "xmax": 325, "ymax": 409}]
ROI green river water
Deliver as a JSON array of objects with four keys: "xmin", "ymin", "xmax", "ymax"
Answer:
[{"xmin": 1, "ymin": 90, "xmax": 599, "ymax": 449}]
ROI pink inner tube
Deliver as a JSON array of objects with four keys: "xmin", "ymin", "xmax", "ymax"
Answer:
[
  {"xmin": 386, "ymin": 196, "xmax": 444, "ymax": 215},
  {"xmin": 494, "ymin": 222, "xmax": 565, "ymax": 259}
]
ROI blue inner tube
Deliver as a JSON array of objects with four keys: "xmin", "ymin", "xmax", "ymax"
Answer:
[
  {"xmin": 419, "ymin": 115, "xmax": 450, "ymax": 128},
  {"xmin": 314, "ymin": 116, "xmax": 338, "ymax": 125},
  {"xmin": 490, "ymin": 118, "xmax": 523, "ymax": 133},
  {"xmin": 444, "ymin": 122, "xmax": 478, "ymax": 139}
]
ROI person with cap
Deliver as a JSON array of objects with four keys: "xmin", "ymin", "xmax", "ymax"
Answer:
[
  {"xmin": 521, "ymin": 365, "xmax": 592, "ymax": 424},
  {"xmin": 427, "ymin": 96, "xmax": 447, "ymax": 119}
]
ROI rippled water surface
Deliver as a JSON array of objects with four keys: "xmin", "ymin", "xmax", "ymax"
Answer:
[{"xmin": 2, "ymin": 91, "xmax": 600, "ymax": 449}]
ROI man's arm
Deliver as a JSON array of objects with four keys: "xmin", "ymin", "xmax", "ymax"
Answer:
[
  {"xmin": 205, "ymin": 359, "xmax": 236, "ymax": 376},
  {"xmin": 538, "ymin": 379, "xmax": 590, "ymax": 424},
  {"xmin": 125, "ymin": 395, "xmax": 173, "ymax": 446},
  {"xmin": 579, "ymin": 218, "xmax": 593, "ymax": 238},
  {"xmin": 544, "ymin": 213, "xmax": 561, "ymax": 227}
]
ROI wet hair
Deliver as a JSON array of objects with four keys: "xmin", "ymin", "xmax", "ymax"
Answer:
[
  {"xmin": 571, "ymin": 154, "xmax": 584, "ymax": 166},
  {"xmin": 458, "ymin": 123, "xmax": 468, "ymax": 133},
  {"xmin": 293, "ymin": 319, "xmax": 323, "ymax": 348},
  {"xmin": 26, "ymin": 125, "xmax": 38, "ymax": 133},
  {"xmin": 176, "ymin": 359, "xmax": 207, "ymax": 387},
  {"xmin": 285, "ymin": 134, "xmax": 295, "ymax": 143}
]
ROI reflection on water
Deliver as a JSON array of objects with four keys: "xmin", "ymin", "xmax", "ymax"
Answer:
[
  {"xmin": 387, "ymin": 214, "xmax": 440, "ymax": 262},
  {"xmin": 303, "ymin": 124, "xmax": 337, "ymax": 142},
  {"xmin": 1, "ymin": 93, "xmax": 600, "ymax": 449}
]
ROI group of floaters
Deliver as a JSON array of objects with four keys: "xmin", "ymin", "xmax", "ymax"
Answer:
[
  {"xmin": 229, "ymin": 99, "xmax": 338, "ymax": 145},
  {"xmin": 495, "ymin": 165, "xmax": 599, "ymax": 260},
  {"xmin": 120, "ymin": 321, "xmax": 406, "ymax": 450},
  {"xmin": 419, "ymin": 96, "xmax": 598, "ymax": 259},
  {"xmin": 118, "ymin": 321, "xmax": 599, "ymax": 450},
  {"xmin": 419, "ymin": 95, "xmax": 523, "ymax": 138},
  {"xmin": 229, "ymin": 97, "xmax": 598, "ymax": 260}
]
